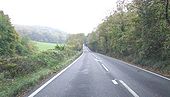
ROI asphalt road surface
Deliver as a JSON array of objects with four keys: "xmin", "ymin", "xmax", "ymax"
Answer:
[{"xmin": 27, "ymin": 46, "xmax": 170, "ymax": 97}]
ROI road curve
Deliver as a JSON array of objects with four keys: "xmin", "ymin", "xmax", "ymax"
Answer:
[{"xmin": 27, "ymin": 46, "xmax": 170, "ymax": 97}]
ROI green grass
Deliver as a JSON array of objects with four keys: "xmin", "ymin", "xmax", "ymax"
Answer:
[
  {"xmin": 0, "ymin": 51, "xmax": 81, "ymax": 97},
  {"xmin": 0, "ymin": 68, "xmax": 51, "ymax": 97},
  {"xmin": 32, "ymin": 41, "xmax": 57, "ymax": 51}
]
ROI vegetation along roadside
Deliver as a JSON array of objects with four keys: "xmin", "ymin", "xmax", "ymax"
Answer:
[
  {"xmin": 87, "ymin": 0, "xmax": 170, "ymax": 77},
  {"xmin": 0, "ymin": 10, "xmax": 85, "ymax": 97}
]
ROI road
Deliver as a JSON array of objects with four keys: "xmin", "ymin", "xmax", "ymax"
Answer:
[{"xmin": 27, "ymin": 46, "xmax": 170, "ymax": 97}]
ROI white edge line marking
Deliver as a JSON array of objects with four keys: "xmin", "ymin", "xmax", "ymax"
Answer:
[
  {"xmin": 101, "ymin": 64, "xmax": 109, "ymax": 72},
  {"xmin": 114, "ymin": 58, "xmax": 170, "ymax": 81},
  {"xmin": 28, "ymin": 53, "xmax": 84, "ymax": 97},
  {"xmin": 119, "ymin": 80, "xmax": 139, "ymax": 97},
  {"xmin": 112, "ymin": 80, "xmax": 118, "ymax": 85}
]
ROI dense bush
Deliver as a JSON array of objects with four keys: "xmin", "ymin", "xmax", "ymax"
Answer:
[
  {"xmin": 0, "ymin": 48, "xmax": 77, "ymax": 79},
  {"xmin": 55, "ymin": 44, "xmax": 65, "ymax": 51},
  {"xmin": 0, "ymin": 45, "xmax": 80, "ymax": 97},
  {"xmin": 16, "ymin": 37, "xmax": 37, "ymax": 55}
]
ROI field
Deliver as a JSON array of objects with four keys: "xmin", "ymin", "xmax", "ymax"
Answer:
[{"xmin": 32, "ymin": 41, "xmax": 57, "ymax": 51}]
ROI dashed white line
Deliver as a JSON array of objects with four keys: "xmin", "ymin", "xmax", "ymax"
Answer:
[
  {"xmin": 94, "ymin": 57, "xmax": 108, "ymax": 72},
  {"xmin": 95, "ymin": 59, "xmax": 102, "ymax": 62},
  {"xmin": 94, "ymin": 56, "xmax": 98, "ymax": 59},
  {"xmin": 112, "ymin": 80, "xmax": 118, "ymax": 85},
  {"xmin": 28, "ymin": 53, "xmax": 84, "ymax": 97},
  {"xmin": 119, "ymin": 80, "xmax": 139, "ymax": 97},
  {"xmin": 101, "ymin": 64, "xmax": 109, "ymax": 72},
  {"xmin": 92, "ymin": 53, "xmax": 98, "ymax": 59}
]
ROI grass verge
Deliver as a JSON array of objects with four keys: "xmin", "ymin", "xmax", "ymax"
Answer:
[{"xmin": 0, "ymin": 50, "xmax": 81, "ymax": 97}]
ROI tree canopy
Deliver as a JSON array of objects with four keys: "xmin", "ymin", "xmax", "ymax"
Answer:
[
  {"xmin": 66, "ymin": 33, "xmax": 85, "ymax": 51},
  {"xmin": 0, "ymin": 11, "xmax": 19, "ymax": 56},
  {"xmin": 87, "ymin": 0, "xmax": 170, "ymax": 69}
]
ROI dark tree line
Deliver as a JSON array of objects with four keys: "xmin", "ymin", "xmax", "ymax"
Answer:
[{"xmin": 87, "ymin": 0, "xmax": 170, "ymax": 70}]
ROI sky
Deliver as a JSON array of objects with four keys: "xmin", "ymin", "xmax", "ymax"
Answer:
[{"xmin": 0, "ymin": 0, "xmax": 117, "ymax": 34}]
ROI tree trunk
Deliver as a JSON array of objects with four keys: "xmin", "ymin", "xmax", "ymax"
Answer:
[{"xmin": 165, "ymin": 0, "xmax": 170, "ymax": 26}]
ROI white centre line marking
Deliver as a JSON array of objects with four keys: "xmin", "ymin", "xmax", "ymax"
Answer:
[
  {"xmin": 92, "ymin": 54, "xmax": 98, "ymax": 59},
  {"xmin": 112, "ymin": 80, "xmax": 118, "ymax": 85},
  {"xmin": 119, "ymin": 80, "xmax": 139, "ymax": 97},
  {"xmin": 101, "ymin": 64, "xmax": 109, "ymax": 72},
  {"xmin": 95, "ymin": 59, "xmax": 102, "ymax": 62}
]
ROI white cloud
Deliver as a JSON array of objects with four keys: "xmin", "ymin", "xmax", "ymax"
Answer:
[{"xmin": 0, "ymin": 0, "xmax": 117, "ymax": 34}]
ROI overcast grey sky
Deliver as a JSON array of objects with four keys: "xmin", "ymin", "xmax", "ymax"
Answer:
[{"xmin": 0, "ymin": 0, "xmax": 118, "ymax": 34}]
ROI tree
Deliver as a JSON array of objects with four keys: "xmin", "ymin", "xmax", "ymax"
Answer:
[
  {"xmin": 0, "ymin": 11, "xmax": 19, "ymax": 56},
  {"xmin": 66, "ymin": 33, "xmax": 85, "ymax": 51},
  {"xmin": 87, "ymin": 0, "xmax": 170, "ymax": 68}
]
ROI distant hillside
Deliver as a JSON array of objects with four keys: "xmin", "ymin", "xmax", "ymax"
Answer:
[{"xmin": 14, "ymin": 25, "xmax": 67, "ymax": 43}]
